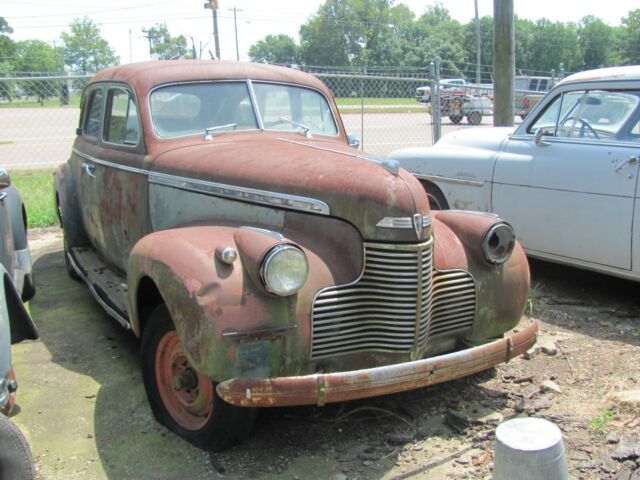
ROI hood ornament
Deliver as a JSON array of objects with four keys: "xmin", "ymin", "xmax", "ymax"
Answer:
[{"xmin": 413, "ymin": 213, "xmax": 424, "ymax": 239}]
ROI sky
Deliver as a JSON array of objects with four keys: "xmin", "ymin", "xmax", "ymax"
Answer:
[{"xmin": 1, "ymin": 0, "xmax": 636, "ymax": 66}]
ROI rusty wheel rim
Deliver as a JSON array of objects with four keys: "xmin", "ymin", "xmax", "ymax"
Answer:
[{"xmin": 155, "ymin": 331, "xmax": 214, "ymax": 431}]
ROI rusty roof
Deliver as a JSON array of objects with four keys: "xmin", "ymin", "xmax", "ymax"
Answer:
[{"xmin": 89, "ymin": 60, "xmax": 330, "ymax": 94}]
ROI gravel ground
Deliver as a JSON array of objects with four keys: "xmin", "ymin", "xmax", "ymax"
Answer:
[{"xmin": 9, "ymin": 228, "xmax": 640, "ymax": 479}]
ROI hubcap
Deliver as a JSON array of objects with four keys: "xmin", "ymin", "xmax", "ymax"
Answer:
[{"xmin": 155, "ymin": 331, "xmax": 214, "ymax": 430}]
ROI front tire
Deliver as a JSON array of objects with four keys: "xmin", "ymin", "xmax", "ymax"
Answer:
[
  {"xmin": 141, "ymin": 305, "xmax": 256, "ymax": 451},
  {"xmin": 467, "ymin": 111, "xmax": 482, "ymax": 126},
  {"xmin": 0, "ymin": 413, "xmax": 35, "ymax": 480},
  {"xmin": 422, "ymin": 182, "xmax": 449, "ymax": 210}
]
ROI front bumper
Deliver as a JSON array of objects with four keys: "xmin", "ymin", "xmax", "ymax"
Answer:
[{"xmin": 217, "ymin": 321, "xmax": 538, "ymax": 407}]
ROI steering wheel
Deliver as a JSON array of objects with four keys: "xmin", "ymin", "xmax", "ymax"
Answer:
[{"xmin": 560, "ymin": 116, "xmax": 600, "ymax": 139}]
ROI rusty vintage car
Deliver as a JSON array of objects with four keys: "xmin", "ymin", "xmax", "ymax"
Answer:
[{"xmin": 54, "ymin": 60, "xmax": 536, "ymax": 451}]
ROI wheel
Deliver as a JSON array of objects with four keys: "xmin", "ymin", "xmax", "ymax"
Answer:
[
  {"xmin": 0, "ymin": 413, "xmax": 35, "ymax": 480},
  {"xmin": 449, "ymin": 114, "xmax": 462, "ymax": 125},
  {"xmin": 21, "ymin": 274, "xmax": 35, "ymax": 302},
  {"xmin": 422, "ymin": 182, "xmax": 449, "ymax": 210},
  {"xmin": 141, "ymin": 305, "xmax": 256, "ymax": 451},
  {"xmin": 467, "ymin": 111, "xmax": 482, "ymax": 126}
]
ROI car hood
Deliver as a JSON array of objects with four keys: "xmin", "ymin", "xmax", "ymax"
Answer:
[
  {"xmin": 150, "ymin": 132, "xmax": 429, "ymax": 242},
  {"xmin": 389, "ymin": 126, "xmax": 515, "ymax": 183}
]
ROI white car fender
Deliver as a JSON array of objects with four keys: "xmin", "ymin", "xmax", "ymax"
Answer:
[{"xmin": 390, "ymin": 127, "xmax": 514, "ymax": 212}]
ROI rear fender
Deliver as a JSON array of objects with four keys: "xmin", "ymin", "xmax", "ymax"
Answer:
[
  {"xmin": 54, "ymin": 163, "xmax": 88, "ymax": 248},
  {"xmin": 128, "ymin": 225, "xmax": 350, "ymax": 381}
]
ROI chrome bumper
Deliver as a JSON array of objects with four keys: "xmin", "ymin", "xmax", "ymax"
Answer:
[{"xmin": 217, "ymin": 322, "xmax": 538, "ymax": 407}]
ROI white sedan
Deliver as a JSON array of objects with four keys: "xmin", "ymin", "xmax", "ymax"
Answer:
[{"xmin": 391, "ymin": 65, "xmax": 640, "ymax": 281}]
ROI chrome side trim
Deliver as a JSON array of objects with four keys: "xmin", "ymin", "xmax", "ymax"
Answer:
[
  {"xmin": 72, "ymin": 148, "xmax": 147, "ymax": 176},
  {"xmin": 376, "ymin": 214, "xmax": 432, "ymax": 229},
  {"xmin": 413, "ymin": 173, "xmax": 485, "ymax": 187},
  {"xmin": 239, "ymin": 226, "xmax": 284, "ymax": 240},
  {"xmin": 72, "ymin": 148, "xmax": 331, "ymax": 215},
  {"xmin": 148, "ymin": 171, "xmax": 331, "ymax": 215}
]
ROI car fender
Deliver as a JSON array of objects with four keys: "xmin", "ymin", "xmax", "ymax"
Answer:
[
  {"xmin": 432, "ymin": 210, "xmax": 530, "ymax": 341},
  {"xmin": 389, "ymin": 128, "xmax": 513, "ymax": 212},
  {"xmin": 127, "ymin": 224, "xmax": 357, "ymax": 381},
  {"xmin": 54, "ymin": 163, "xmax": 88, "ymax": 248}
]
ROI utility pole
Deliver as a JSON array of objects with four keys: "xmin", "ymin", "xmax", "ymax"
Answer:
[
  {"xmin": 474, "ymin": 0, "xmax": 481, "ymax": 85},
  {"xmin": 204, "ymin": 0, "xmax": 221, "ymax": 60},
  {"xmin": 493, "ymin": 0, "xmax": 514, "ymax": 126},
  {"xmin": 129, "ymin": 29, "xmax": 133, "ymax": 63},
  {"xmin": 141, "ymin": 29, "xmax": 153, "ymax": 59},
  {"xmin": 229, "ymin": 6, "xmax": 243, "ymax": 61}
]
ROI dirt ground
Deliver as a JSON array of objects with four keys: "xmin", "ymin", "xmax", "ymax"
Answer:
[{"xmin": 8, "ymin": 228, "xmax": 640, "ymax": 479}]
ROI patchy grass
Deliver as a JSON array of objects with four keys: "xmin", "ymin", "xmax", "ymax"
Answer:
[
  {"xmin": 10, "ymin": 168, "xmax": 57, "ymax": 228},
  {"xmin": 0, "ymin": 140, "xmax": 13, "ymax": 145},
  {"xmin": 0, "ymin": 96, "xmax": 81, "ymax": 109}
]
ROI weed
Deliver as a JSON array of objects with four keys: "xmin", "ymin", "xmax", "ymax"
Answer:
[
  {"xmin": 589, "ymin": 408, "xmax": 614, "ymax": 430},
  {"xmin": 526, "ymin": 282, "xmax": 544, "ymax": 316}
]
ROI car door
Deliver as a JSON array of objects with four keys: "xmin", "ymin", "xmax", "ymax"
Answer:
[
  {"xmin": 95, "ymin": 85, "xmax": 149, "ymax": 271},
  {"xmin": 492, "ymin": 87, "xmax": 640, "ymax": 270},
  {"xmin": 73, "ymin": 85, "xmax": 105, "ymax": 250}
]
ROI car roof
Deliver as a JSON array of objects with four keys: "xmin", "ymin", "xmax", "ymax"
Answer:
[
  {"xmin": 557, "ymin": 65, "xmax": 640, "ymax": 86},
  {"xmin": 88, "ymin": 60, "xmax": 332, "ymax": 96}
]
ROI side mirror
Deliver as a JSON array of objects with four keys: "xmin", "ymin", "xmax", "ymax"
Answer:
[
  {"xmin": 534, "ymin": 128, "xmax": 550, "ymax": 147},
  {"xmin": 347, "ymin": 133, "xmax": 360, "ymax": 149},
  {"xmin": 0, "ymin": 168, "xmax": 10, "ymax": 188}
]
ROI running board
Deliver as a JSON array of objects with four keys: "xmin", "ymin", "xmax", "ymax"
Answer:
[{"xmin": 68, "ymin": 247, "xmax": 131, "ymax": 329}]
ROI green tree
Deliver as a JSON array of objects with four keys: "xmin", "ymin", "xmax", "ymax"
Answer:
[
  {"xmin": 248, "ymin": 34, "xmax": 300, "ymax": 64},
  {"xmin": 619, "ymin": 9, "xmax": 640, "ymax": 64},
  {"xmin": 0, "ymin": 17, "xmax": 16, "ymax": 67},
  {"xmin": 524, "ymin": 19, "xmax": 580, "ymax": 74},
  {"xmin": 578, "ymin": 15, "xmax": 618, "ymax": 69},
  {"xmin": 141, "ymin": 22, "xmax": 188, "ymax": 60},
  {"xmin": 61, "ymin": 17, "xmax": 119, "ymax": 74},
  {"xmin": 462, "ymin": 15, "xmax": 493, "ymax": 82},
  {"xmin": 13, "ymin": 40, "xmax": 58, "ymax": 104}
]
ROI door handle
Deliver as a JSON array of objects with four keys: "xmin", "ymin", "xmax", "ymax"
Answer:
[
  {"xmin": 82, "ymin": 162, "xmax": 96, "ymax": 179},
  {"xmin": 614, "ymin": 155, "xmax": 638, "ymax": 172},
  {"xmin": 0, "ymin": 191, "xmax": 7, "ymax": 202}
]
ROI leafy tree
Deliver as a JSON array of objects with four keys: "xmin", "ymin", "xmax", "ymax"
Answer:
[
  {"xmin": 578, "ymin": 15, "xmax": 618, "ymax": 69},
  {"xmin": 0, "ymin": 17, "xmax": 16, "ymax": 67},
  {"xmin": 61, "ymin": 17, "xmax": 119, "ymax": 74},
  {"xmin": 619, "ymin": 9, "xmax": 640, "ymax": 64},
  {"xmin": 141, "ymin": 22, "xmax": 188, "ymax": 60},
  {"xmin": 248, "ymin": 34, "xmax": 300, "ymax": 64},
  {"xmin": 13, "ymin": 40, "xmax": 58, "ymax": 104},
  {"xmin": 462, "ymin": 15, "xmax": 493, "ymax": 82}
]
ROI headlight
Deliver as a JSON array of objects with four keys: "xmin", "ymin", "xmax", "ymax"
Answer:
[
  {"xmin": 482, "ymin": 222, "xmax": 516, "ymax": 264},
  {"xmin": 260, "ymin": 244, "xmax": 308, "ymax": 296}
]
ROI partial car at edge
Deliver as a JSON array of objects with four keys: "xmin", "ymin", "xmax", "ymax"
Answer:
[{"xmin": 390, "ymin": 65, "xmax": 640, "ymax": 281}]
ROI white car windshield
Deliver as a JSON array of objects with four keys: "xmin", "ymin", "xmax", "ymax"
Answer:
[{"xmin": 149, "ymin": 81, "xmax": 337, "ymax": 139}]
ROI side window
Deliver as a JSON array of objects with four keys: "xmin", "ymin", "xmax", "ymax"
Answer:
[
  {"xmin": 83, "ymin": 89, "xmax": 104, "ymax": 138},
  {"xmin": 528, "ymin": 94, "xmax": 563, "ymax": 136},
  {"xmin": 105, "ymin": 89, "xmax": 140, "ymax": 145},
  {"xmin": 539, "ymin": 79, "xmax": 548, "ymax": 91}
]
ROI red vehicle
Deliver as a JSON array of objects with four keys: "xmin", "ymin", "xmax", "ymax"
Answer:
[{"xmin": 55, "ymin": 60, "xmax": 535, "ymax": 451}]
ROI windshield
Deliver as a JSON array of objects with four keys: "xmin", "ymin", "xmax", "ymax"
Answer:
[
  {"xmin": 149, "ymin": 81, "xmax": 338, "ymax": 139},
  {"xmin": 252, "ymin": 83, "xmax": 338, "ymax": 136}
]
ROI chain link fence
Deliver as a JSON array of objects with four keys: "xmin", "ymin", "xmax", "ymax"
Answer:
[{"xmin": 0, "ymin": 66, "xmax": 553, "ymax": 228}]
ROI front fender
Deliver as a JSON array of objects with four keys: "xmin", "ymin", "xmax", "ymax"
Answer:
[
  {"xmin": 432, "ymin": 210, "xmax": 530, "ymax": 342},
  {"xmin": 128, "ymin": 224, "xmax": 357, "ymax": 382}
]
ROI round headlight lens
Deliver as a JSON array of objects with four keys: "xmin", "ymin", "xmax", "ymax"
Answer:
[
  {"xmin": 260, "ymin": 244, "xmax": 309, "ymax": 296},
  {"xmin": 482, "ymin": 222, "xmax": 516, "ymax": 264}
]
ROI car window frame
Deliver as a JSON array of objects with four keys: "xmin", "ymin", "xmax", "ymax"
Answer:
[
  {"xmin": 80, "ymin": 86, "xmax": 105, "ymax": 140},
  {"xmin": 102, "ymin": 85, "xmax": 142, "ymax": 149},
  {"xmin": 514, "ymin": 80, "xmax": 640, "ymax": 148}
]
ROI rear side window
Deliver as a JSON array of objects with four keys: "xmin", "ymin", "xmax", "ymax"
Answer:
[
  {"xmin": 83, "ymin": 89, "xmax": 104, "ymax": 137},
  {"xmin": 105, "ymin": 89, "xmax": 140, "ymax": 145}
]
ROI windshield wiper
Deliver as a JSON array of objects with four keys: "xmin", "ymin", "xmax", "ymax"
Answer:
[
  {"xmin": 278, "ymin": 117, "xmax": 312, "ymax": 138},
  {"xmin": 204, "ymin": 123, "xmax": 238, "ymax": 140}
]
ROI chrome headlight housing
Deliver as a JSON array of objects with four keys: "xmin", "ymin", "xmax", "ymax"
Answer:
[
  {"xmin": 482, "ymin": 222, "xmax": 516, "ymax": 264},
  {"xmin": 260, "ymin": 244, "xmax": 309, "ymax": 296}
]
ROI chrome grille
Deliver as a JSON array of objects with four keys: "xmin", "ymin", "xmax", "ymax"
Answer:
[{"xmin": 310, "ymin": 240, "xmax": 476, "ymax": 359}]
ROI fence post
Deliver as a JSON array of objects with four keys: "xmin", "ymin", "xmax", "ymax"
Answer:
[
  {"xmin": 360, "ymin": 66, "xmax": 365, "ymax": 150},
  {"xmin": 430, "ymin": 58, "xmax": 442, "ymax": 144}
]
